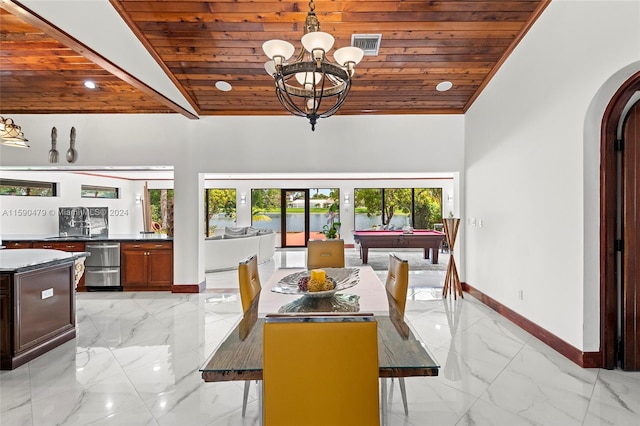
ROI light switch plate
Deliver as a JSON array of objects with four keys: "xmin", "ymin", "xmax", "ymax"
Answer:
[{"xmin": 41, "ymin": 288, "xmax": 54, "ymax": 299}]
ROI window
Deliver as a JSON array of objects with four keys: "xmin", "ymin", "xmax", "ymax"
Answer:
[
  {"xmin": 354, "ymin": 188, "xmax": 442, "ymax": 230},
  {"xmin": 310, "ymin": 188, "xmax": 340, "ymax": 239},
  {"xmin": 81, "ymin": 185, "xmax": 119, "ymax": 198},
  {"xmin": 149, "ymin": 189, "xmax": 174, "ymax": 235},
  {"xmin": 413, "ymin": 188, "xmax": 443, "ymax": 229},
  {"xmin": 251, "ymin": 188, "xmax": 281, "ymax": 237},
  {"xmin": 205, "ymin": 189, "xmax": 236, "ymax": 237},
  {"xmin": 0, "ymin": 179, "xmax": 57, "ymax": 196},
  {"xmin": 354, "ymin": 188, "xmax": 383, "ymax": 229}
]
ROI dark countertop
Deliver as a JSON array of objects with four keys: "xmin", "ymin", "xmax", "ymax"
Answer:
[
  {"xmin": 0, "ymin": 249, "xmax": 89, "ymax": 273},
  {"xmin": 1, "ymin": 234, "xmax": 172, "ymax": 243}
]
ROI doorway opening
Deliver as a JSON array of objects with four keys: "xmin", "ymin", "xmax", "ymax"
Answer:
[
  {"xmin": 281, "ymin": 189, "xmax": 310, "ymax": 248},
  {"xmin": 601, "ymin": 71, "xmax": 640, "ymax": 370}
]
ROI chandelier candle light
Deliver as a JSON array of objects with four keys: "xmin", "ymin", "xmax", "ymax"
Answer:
[
  {"xmin": 0, "ymin": 116, "xmax": 29, "ymax": 148},
  {"xmin": 262, "ymin": 0, "xmax": 364, "ymax": 131}
]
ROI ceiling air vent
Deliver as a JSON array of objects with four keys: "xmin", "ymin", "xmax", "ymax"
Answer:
[{"xmin": 351, "ymin": 34, "xmax": 382, "ymax": 56}]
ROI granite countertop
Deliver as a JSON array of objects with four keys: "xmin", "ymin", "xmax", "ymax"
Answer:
[
  {"xmin": 1, "ymin": 233, "xmax": 172, "ymax": 242},
  {"xmin": 0, "ymin": 249, "xmax": 89, "ymax": 272}
]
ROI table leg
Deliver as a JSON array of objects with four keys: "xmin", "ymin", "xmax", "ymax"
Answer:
[
  {"xmin": 380, "ymin": 378, "xmax": 387, "ymax": 426},
  {"xmin": 362, "ymin": 247, "xmax": 369, "ymax": 264},
  {"xmin": 432, "ymin": 247, "xmax": 439, "ymax": 264}
]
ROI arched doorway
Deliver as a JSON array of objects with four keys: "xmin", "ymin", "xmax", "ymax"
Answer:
[{"xmin": 601, "ymin": 71, "xmax": 640, "ymax": 370}]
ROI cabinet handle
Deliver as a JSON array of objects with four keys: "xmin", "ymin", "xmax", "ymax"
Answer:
[
  {"xmin": 65, "ymin": 245, "xmax": 76, "ymax": 249},
  {"xmin": 132, "ymin": 245, "xmax": 141, "ymax": 248},
  {"xmin": 42, "ymin": 245, "xmax": 53, "ymax": 249}
]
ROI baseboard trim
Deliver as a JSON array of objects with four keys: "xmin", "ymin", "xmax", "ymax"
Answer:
[
  {"xmin": 172, "ymin": 280, "xmax": 206, "ymax": 293},
  {"xmin": 462, "ymin": 282, "xmax": 602, "ymax": 368}
]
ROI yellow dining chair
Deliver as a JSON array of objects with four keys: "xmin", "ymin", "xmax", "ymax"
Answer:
[
  {"xmin": 306, "ymin": 239, "xmax": 345, "ymax": 269},
  {"xmin": 238, "ymin": 254, "xmax": 261, "ymax": 417},
  {"xmin": 263, "ymin": 313, "xmax": 380, "ymax": 426},
  {"xmin": 386, "ymin": 253, "xmax": 410, "ymax": 415}
]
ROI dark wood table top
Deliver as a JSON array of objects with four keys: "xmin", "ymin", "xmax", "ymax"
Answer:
[{"xmin": 200, "ymin": 289, "xmax": 440, "ymax": 382}]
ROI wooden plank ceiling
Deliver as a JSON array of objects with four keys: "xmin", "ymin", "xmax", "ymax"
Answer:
[
  {"xmin": 0, "ymin": 8, "xmax": 174, "ymax": 114},
  {"xmin": 0, "ymin": 0, "xmax": 548, "ymax": 117}
]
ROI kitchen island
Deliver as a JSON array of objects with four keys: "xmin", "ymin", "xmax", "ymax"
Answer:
[{"xmin": 0, "ymin": 249, "xmax": 87, "ymax": 370}]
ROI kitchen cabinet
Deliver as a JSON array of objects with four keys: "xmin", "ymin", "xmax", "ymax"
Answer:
[
  {"xmin": 3, "ymin": 241, "xmax": 33, "ymax": 249},
  {"xmin": 32, "ymin": 241, "xmax": 86, "ymax": 290},
  {"xmin": 32, "ymin": 241, "xmax": 85, "ymax": 251},
  {"xmin": 121, "ymin": 242, "xmax": 173, "ymax": 290},
  {"xmin": 0, "ymin": 276, "xmax": 10, "ymax": 368}
]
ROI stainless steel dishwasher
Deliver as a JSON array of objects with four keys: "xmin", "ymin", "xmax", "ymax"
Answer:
[{"xmin": 85, "ymin": 242, "xmax": 121, "ymax": 290}]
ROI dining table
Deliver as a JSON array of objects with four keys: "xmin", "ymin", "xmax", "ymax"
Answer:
[{"xmin": 200, "ymin": 266, "xmax": 440, "ymax": 425}]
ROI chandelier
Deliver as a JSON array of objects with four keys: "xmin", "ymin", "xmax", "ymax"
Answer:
[
  {"xmin": 262, "ymin": 0, "xmax": 364, "ymax": 131},
  {"xmin": 0, "ymin": 116, "xmax": 29, "ymax": 148}
]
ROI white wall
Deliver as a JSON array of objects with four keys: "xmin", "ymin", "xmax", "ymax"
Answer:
[
  {"xmin": 0, "ymin": 114, "xmax": 465, "ymax": 287},
  {"xmin": 464, "ymin": 0, "xmax": 640, "ymax": 351},
  {"xmin": 0, "ymin": 170, "xmax": 140, "ymax": 236}
]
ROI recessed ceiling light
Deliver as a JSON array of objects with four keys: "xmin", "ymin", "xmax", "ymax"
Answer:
[
  {"xmin": 215, "ymin": 81, "xmax": 232, "ymax": 92},
  {"xmin": 436, "ymin": 81, "xmax": 453, "ymax": 92},
  {"xmin": 84, "ymin": 81, "xmax": 96, "ymax": 89}
]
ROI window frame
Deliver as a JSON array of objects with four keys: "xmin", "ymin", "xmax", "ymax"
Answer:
[
  {"xmin": 80, "ymin": 184, "xmax": 119, "ymax": 199},
  {"xmin": 0, "ymin": 178, "xmax": 58, "ymax": 196}
]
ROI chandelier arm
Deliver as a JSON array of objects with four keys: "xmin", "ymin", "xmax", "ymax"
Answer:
[
  {"xmin": 318, "ymin": 89, "xmax": 351, "ymax": 118},
  {"xmin": 276, "ymin": 91, "xmax": 307, "ymax": 118},
  {"xmin": 275, "ymin": 79, "xmax": 308, "ymax": 118}
]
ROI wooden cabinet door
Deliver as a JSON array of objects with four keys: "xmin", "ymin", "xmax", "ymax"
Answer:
[
  {"xmin": 3, "ymin": 241, "xmax": 32, "ymax": 249},
  {"xmin": 32, "ymin": 242, "xmax": 58, "ymax": 250},
  {"xmin": 33, "ymin": 242, "xmax": 85, "ymax": 251},
  {"xmin": 147, "ymin": 249, "xmax": 173, "ymax": 288},
  {"xmin": 0, "ymin": 276, "xmax": 11, "ymax": 365},
  {"xmin": 121, "ymin": 250, "xmax": 148, "ymax": 287}
]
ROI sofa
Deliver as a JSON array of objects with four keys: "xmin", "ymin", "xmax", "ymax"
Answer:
[{"xmin": 204, "ymin": 226, "xmax": 276, "ymax": 272}]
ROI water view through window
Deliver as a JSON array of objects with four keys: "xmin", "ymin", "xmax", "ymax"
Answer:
[
  {"xmin": 354, "ymin": 188, "xmax": 443, "ymax": 230},
  {"xmin": 205, "ymin": 187, "xmax": 443, "ymax": 245}
]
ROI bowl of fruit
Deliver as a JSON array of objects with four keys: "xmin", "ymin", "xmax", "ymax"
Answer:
[
  {"xmin": 272, "ymin": 268, "xmax": 359, "ymax": 298},
  {"xmin": 296, "ymin": 270, "xmax": 338, "ymax": 298}
]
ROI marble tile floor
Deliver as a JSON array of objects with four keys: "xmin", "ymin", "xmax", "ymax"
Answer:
[{"xmin": 2, "ymin": 250, "xmax": 639, "ymax": 425}]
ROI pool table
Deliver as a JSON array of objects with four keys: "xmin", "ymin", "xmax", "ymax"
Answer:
[{"xmin": 353, "ymin": 230, "xmax": 446, "ymax": 264}]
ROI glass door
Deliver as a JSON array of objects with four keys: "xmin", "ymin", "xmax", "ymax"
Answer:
[{"xmin": 281, "ymin": 189, "xmax": 309, "ymax": 247}]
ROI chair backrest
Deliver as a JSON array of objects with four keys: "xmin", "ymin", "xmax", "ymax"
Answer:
[
  {"xmin": 306, "ymin": 239, "xmax": 345, "ymax": 269},
  {"xmin": 238, "ymin": 254, "xmax": 261, "ymax": 313},
  {"xmin": 386, "ymin": 253, "xmax": 409, "ymax": 316},
  {"xmin": 263, "ymin": 313, "xmax": 380, "ymax": 426}
]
